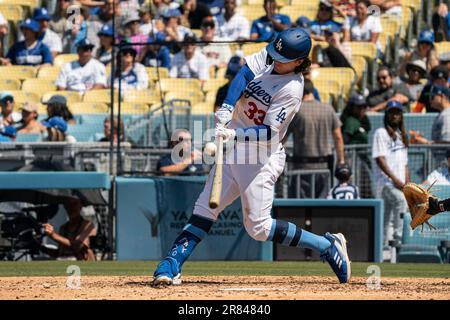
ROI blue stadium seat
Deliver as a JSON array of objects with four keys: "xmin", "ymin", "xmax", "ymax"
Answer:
[
  {"xmin": 15, "ymin": 133, "xmax": 42, "ymax": 142},
  {"xmin": 67, "ymin": 124, "xmax": 104, "ymax": 142}
]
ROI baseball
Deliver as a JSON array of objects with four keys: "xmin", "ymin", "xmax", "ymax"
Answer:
[{"xmin": 204, "ymin": 142, "xmax": 217, "ymax": 157}]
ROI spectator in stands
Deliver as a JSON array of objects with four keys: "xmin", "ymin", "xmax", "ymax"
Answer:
[
  {"xmin": 199, "ymin": 0, "xmax": 224, "ymax": 16},
  {"xmin": 139, "ymin": 4, "xmax": 155, "ymax": 35},
  {"xmin": 214, "ymin": 55, "xmax": 243, "ymax": 110},
  {"xmin": 214, "ymin": 0, "xmax": 250, "ymax": 41},
  {"xmin": 119, "ymin": 0, "xmax": 140, "ymax": 15},
  {"xmin": 119, "ymin": 12, "xmax": 148, "ymax": 58},
  {"xmin": 424, "ymin": 149, "xmax": 450, "ymax": 185},
  {"xmin": 306, "ymin": 0, "xmax": 346, "ymax": 42},
  {"xmin": 0, "ymin": 125, "xmax": 16, "ymax": 142},
  {"xmin": 372, "ymin": 100, "xmax": 409, "ymax": 249},
  {"xmin": 56, "ymin": 39, "xmax": 107, "ymax": 92},
  {"xmin": 96, "ymin": 24, "xmax": 114, "ymax": 65},
  {"xmin": 439, "ymin": 52, "xmax": 450, "ymax": 71},
  {"xmin": 330, "ymin": 0, "xmax": 356, "ymax": 17},
  {"xmin": 44, "ymin": 95, "xmax": 76, "ymax": 125},
  {"xmin": 180, "ymin": 0, "xmax": 212, "ymax": 29},
  {"xmin": 141, "ymin": 33, "xmax": 171, "ymax": 68},
  {"xmin": 109, "ymin": 45, "xmax": 149, "ymax": 92},
  {"xmin": 414, "ymin": 65, "xmax": 449, "ymax": 113},
  {"xmin": 370, "ymin": 0, "xmax": 402, "ymax": 17},
  {"xmin": 0, "ymin": 19, "xmax": 53, "ymax": 67},
  {"xmin": 311, "ymin": 24, "xmax": 352, "ymax": 68},
  {"xmin": 327, "ymin": 163, "xmax": 360, "ymax": 199},
  {"xmin": 0, "ymin": 92, "xmax": 21, "ymax": 126},
  {"xmin": 99, "ymin": 116, "xmax": 125, "ymax": 142},
  {"xmin": 169, "ymin": 34, "xmax": 209, "ymax": 83},
  {"xmin": 250, "ymin": 0, "xmax": 291, "ymax": 42},
  {"xmin": 87, "ymin": 0, "xmax": 122, "ymax": 49},
  {"xmin": 17, "ymin": 102, "xmax": 45, "ymax": 134},
  {"xmin": 286, "ymin": 79, "xmax": 345, "ymax": 198},
  {"xmin": 0, "ymin": 12, "xmax": 8, "ymax": 59},
  {"xmin": 397, "ymin": 59, "xmax": 427, "ymax": 103},
  {"xmin": 151, "ymin": 0, "xmax": 171, "ymax": 19},
  {"xmin": 41, "ymin": 116, "xmax": 76, "ymax": 142},
  {"xmin": 159, "ymin": 8, "xmax": 193, "ymax": 54},
  {"xmin": 200, "ymin": 19, "xmax": 231, "ymax": 71},
  {"xmin": 61, "ymin": 5, "xmax": 89, "ymax": 53},
  {"xmin": 157, "ymin": 128, "xmax": 204, "ymax": 175},
  {"xmin": 342, "ymin": 0, "xmax": 382, "ymax": 53},
  {"xmin": 41, "ymin": 197, "xmax": 96, "ymax": 261},
  {"xmin": 33, "ymin": 8, "xmax": 63, "ymax": 58},
  {"xmin": 340, "ymin": 93, "xmax": 370, "ymax": 145},
  {"xmin": 367, "ymin": 66, "xmax": 413, "ymax": 112},
  {"xmin": 399, "ymin": 30, "xmax": 439, "ymax": 78},
  {"xmin": 303, "ymin": 70, "xmax": 322, "ymax": 101},
  {"xmin": 430, "ymin": 86, "xmax": 450, "ymax": 144},
  {"xmin": 49, "ymin": 0, "xmax": 72, "ymax": 39},
  {"xmin": 432, "ymin": 2, "xmax": 450, "ymax": 42}
]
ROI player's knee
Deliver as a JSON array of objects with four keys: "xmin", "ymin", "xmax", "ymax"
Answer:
[{"xmin": 243, "ymin": 215, "xmax": 273, "ymax": 241}]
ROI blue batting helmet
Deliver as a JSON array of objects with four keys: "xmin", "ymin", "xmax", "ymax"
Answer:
[{"xmin": 266, "ymin": 28, "xmax": 312, "ymax": 63}]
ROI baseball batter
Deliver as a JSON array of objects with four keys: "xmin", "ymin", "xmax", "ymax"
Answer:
[{"xmin": 152, "ymin": 28, "xmax": 351, "ymax": 286}]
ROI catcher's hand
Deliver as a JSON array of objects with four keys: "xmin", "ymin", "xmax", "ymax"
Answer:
[{"xmin": 402, "ymin": 182, "xmax": 440, "ymax": 230}]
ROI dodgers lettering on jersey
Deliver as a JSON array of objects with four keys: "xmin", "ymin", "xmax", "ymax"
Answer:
[{"xmin": 327, "ymin": 183, "xmax": 360, "ymax": 199}]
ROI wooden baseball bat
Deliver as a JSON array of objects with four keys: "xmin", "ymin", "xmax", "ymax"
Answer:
[{"xmin": 209, "ymin": 135, "xmax": 223, "ymax": 209}]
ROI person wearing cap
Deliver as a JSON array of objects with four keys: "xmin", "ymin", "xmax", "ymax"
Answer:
[
  {"xmin": 33, "ymin": 7, "xmax": 63, "ymax": 58},
  {"xmin": 213, "ymin": 0, "xmax": 250, "ymax": 41},
  {"xmin": 17, "ymin": 102, "xmax": 45, "ymax": 134},
  {"xmin": 118, "ymin": 12, "xmax": 148, "ymax": 58},
  {"xmin": 250, "ymin": 0, "xmax": 291, "ymax": 42},
  {"xmin": 44, "ymin": 94, "xmax": 76, "ymax": 124},
  {"xmin": 214, "ymin": 55, "xmax": 243, "ymax": 110},
  {"xmin": 180, "ymin": 0, "xmax": 212, "ymax": 29},
  {"xmin": 161, "ymin": 8, "xmax": 193, "ymax": 51},
  {"xmin": 141, "ymin": 32, "xmax": 171, "ymax": 68},
  {"xmin": 307, "ymin": 0, "xmax": 345, "ymax": 42},
  {"xmin": 0, "ymin": 19, "xmax": 53, "ymax": 67},
  {"xmin": 109, "ymin": 45, "xmax": 149, "ymax": 92},
  {"xmin": 342, "ymin": 0, "xmax": 383, "ymax": 53},
  {"xmin": 367, "ymin": 66, "xmax": 413, "ymax": 112},
  {"xmin": 56, "ymin": 38, "xmax": 107, "ymax": 92},
  {"xmin": 200, "ymin": 18, "xmax": 231, "ymax": 70},
  {"xmin": 0, "ymin": 125, "xmax": 17, "ymax": 142},
  {"xmin": 398, "ymin": 59, "xmax": 428, "ymax": 102},
  {"xmin": 372, "ymin": 100, "xmax": 409, "ymax": 250},
  {"xmin": 41, "ymin": 116, "xmax": 76, "ymax": 142},
  {"xmin": 139, "ymin": 3, "xmax": 155, "ymax": 35},
  {"xmin": 415, "ymin": 65, "xmax": 450, "ymax": 113},
  {"xmin": 87, "ymin": 0, "xmax": 122, "ymax": 50},
  {"xmin": 340, "ymin": 93, "xmax": 370, "ymax": 145},
  {"xmin": 169, "ymin": 33, "xmax": 209, "ymax": 82},
  {"xmin": 312, "ymin": 23, "xmax": 352, "ymax": 68},
  {"xmin": 430, "ymin": 86, "xmax": 450, "ymax": 144},
  {"xmin": 399, "ymin": 30, "xmax": 439, "ymax": 78},
  {"xmin": 0, "ymin": 92, "xmax": 21, "ymax": 126},
  {"xmin": 96, "ymin": 24, "xmax": 114, "ymax": 65}
]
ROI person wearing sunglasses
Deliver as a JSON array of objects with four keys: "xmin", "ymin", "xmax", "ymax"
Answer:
[
  {"xmin": 367, "ymin": 66, "xmax": 413, "ymax": 112},
  {"xmin": 398, "ymin": 59, "xmax": 428, "ymax": 103},
  {"xmin": 55, "ymin": 38, "xmax": 107, "ymax": 92}
]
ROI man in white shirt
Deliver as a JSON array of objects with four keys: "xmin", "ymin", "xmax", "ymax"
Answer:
[
  {"xmin": 169, "ymin": 34, "xmax": 209, "ymax": 83},
  {"xmin": 33, "ymin": 8, "xmax": 63, "ymax": 58},
  {"xmin": 56, "ymin": 39, "xmax": 107, "ymax": 92},
  {"xmin": 199, "ymin": 19, "xmax": 231, "ymax": 70},
  {"xmin": 425, "ymin": 149, "xmax": 450, "ymax": 185},
  {"xmin": 372, "ymin": 100, "xmax": 409, "ymax": 250},
  {"xmin": 214, "ymin": 0, "xmax": 250, "ymax": 40}
]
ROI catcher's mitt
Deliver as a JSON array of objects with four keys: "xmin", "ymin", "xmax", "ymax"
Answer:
[{"xmin": 402, "ymin": 182, "xmax": 438, "ymax": 230}]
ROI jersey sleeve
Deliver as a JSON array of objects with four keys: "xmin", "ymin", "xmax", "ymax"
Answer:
[
  {"xmin": 55, "ymin": 63, "xmax": 68, "ymax": 88},
  {"xmin": 245, "ymin": 48, "xmax": 268, "ymax": 76},
  {"xmin": 371, "ymin": 129, "xmax": 388, "ymax": 159}
]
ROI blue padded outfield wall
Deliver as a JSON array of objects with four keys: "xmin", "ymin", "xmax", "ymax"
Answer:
[{"xmin": 116, "ymin": 177, "xmax": 384, "ymax": 261}]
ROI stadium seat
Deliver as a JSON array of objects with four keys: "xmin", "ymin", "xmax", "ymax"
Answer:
[
  {"xmin": 159, "ymin": 78, "xmax": 202, "ymax": 94},
  {"xmin": 434, "ymin": 42, "xmax": 450, "ymax": 56},
  {"xmin": 205, "ymin": 90, "xmax": 218, "ymax": 103},
  {"xmin": 316, "ymin": 90, "xmax": 331, "ymax": 105},
  {"xmin": 202, "ymin": 78, "xmax": 228, "ymax": 93},
  {"xmin": 21, "ymin": 78, "xmax": 57, "ymax": 95},
  {"xmin": 7, "ymin": 90, "xmax": 40, "ymax": 103},
  {"xmin": 42, "ymin": 90, "xmax": 83, "ymax": 104},
  {"xmin": 0, "ymin": 65, "xmax": 36, "ymax": 80},
  {"xmin": 37, "ymin": 66, "xmax": 60, "ymax": 81},
  {"xmin": 164, "ymin": 90, "xmax": 205, "ymax": 105},
  {"xmin": 112, "ymin": 102, "xmax": 150, "ymax": 115},
  {"xmin": 70, "ymin": 102, "xmax": 109, "ymax": 114},
  {"xmin": 15, "ymin": 133, "xmax": 41, "ymax": 142},
  {"xmin": 236, "ymin": 5, "xmax": 265, "ymax": 22},
  {"xmin": 313, "ymin": 79, "xmax": 341, "ymax": 97},
  {"xmin": 351, "ymin": 55, "xmax": 368, "ymax": 89},
  {"xmin": 347, "ymin": 42, "xmax": 378, "ymax": 61},
  {"xmin": 192, "ymin": 102, "xmax": 215, "ymax": 114},
  {"xmin": 209, "ymin": 66, "xmax": 227, "ymax": 79},
  {"xmin": 381, "ymin": 17, "xmax": 403, "ymax": 39},
  {"xmin": 53, "ymin": 54, "xmax": 78, "ymax": 68},
  {"xmin": 310, "ymin": 67, "xmax": 356, "ymax": 99},
  {"xmin": 402, "ymin": 0, "xmax": 423, "ymax": 12},
  {"xmin": 279, "ymin": 5, "xmax": 318, "ymax": 21},
  {"xmin": 0, "ymin": 79, "xmax": 21, "ymax": 90},
  {"xmin": 83, "ymin": 89, "xmax": 118, "ymax": 104},
  {"xmin": 146, "ymin": 67, "xmax": 169, "ymax": 81},
  {"xmin": 0, "ymin": 4, "xmax": 24, "ymax": 21},
  {"xmin": 123, "ymin": 89, "xmax": 162, "ymax": 105}
]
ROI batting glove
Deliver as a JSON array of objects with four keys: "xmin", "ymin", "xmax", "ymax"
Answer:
[
  {"xmin": 215, "ymin": 125, "xmax": 236, "ymax": 143},
  {"xmin": 215, "ymin": 103, "xmax": 233, "ymax": 126}
]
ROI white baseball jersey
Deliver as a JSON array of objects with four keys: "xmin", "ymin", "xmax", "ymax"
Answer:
[
  {"xmin": 55, "ymin": 58, "xmax": 107, "ymax": 92},
  {"xmin": 214, "ymin": 13, "xmax": 250, "ymax": 41},
  {"xmin": 41, "ymin": 29, "xmax": 63, "ymax": 53}
]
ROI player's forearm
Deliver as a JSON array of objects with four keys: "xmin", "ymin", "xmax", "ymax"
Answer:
[{"xmin": 223, "ymin": 64, "xmax": 255, "ymax": 108}]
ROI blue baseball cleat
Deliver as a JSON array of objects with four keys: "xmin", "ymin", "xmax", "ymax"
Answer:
[
  {"xmin": 320, "ymin": 232, "xmax": 351, "ymax": 283},
  {"xmin": 152, "ymin": 257, "xmax": 182, "ymax": 287}
]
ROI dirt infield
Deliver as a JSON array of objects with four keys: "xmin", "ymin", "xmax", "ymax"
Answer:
[{"xmin": 1, "ymin": 275, "xmax": 450, "ymax": 300}]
